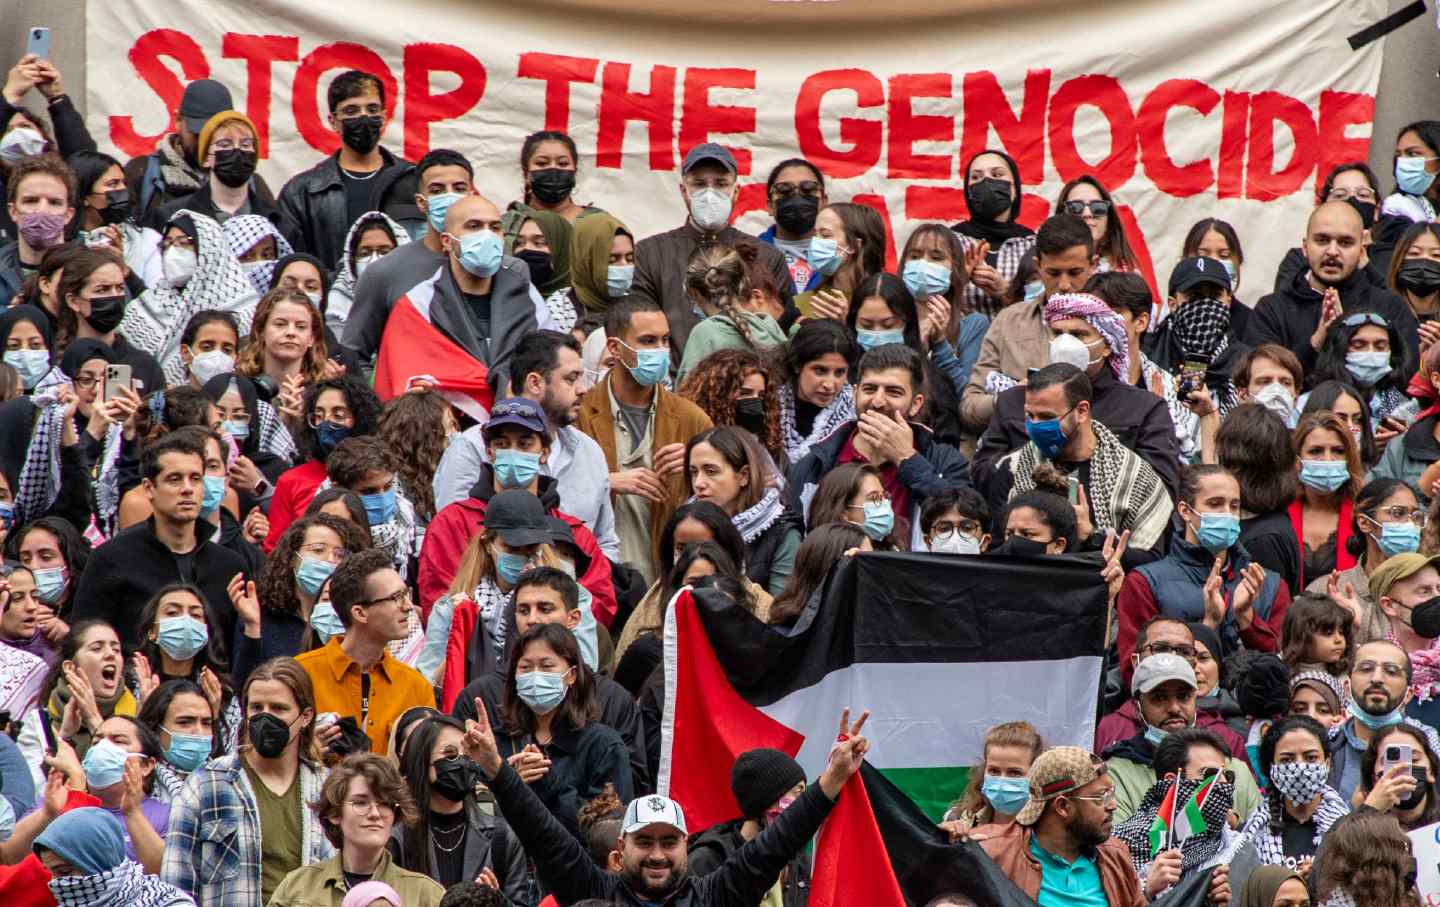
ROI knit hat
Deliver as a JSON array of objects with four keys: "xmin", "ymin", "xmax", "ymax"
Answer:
[
  {"xmin": 197, "ymin": 110, "xmax": 259, "ymax": 164},
  {"xmin": 1014, "ymin": 746, "xmax": 1105, "ymax": 827},
  {"xmin": 731, "ymin": 748, "xmax": 806, "ymax": 819},
  {"xmin": 1234, "ymin": 654, "xmax": 1291, "ymax": 720},
  {"xmin": 342, "ymin": 881, "xmax": 401, "ymax": 907},
  {"xmin": 33, "ymin": 807, "xmax": 125, "ymax": 875}
]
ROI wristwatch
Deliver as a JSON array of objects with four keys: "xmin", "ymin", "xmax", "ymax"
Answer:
[{"xmin": 253, "ymin": 478, "xmax": 271, "ymax": 497}]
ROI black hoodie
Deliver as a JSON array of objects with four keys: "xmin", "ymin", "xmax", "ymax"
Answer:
[{"xmin": 1244, "ymin": 265, "xmax": 1418, "ymax": 374}]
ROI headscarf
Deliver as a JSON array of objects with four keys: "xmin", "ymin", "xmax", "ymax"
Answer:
[
  {"xmin": 118, "ymin": 209, "xmax": 259, "ymax": 386},
  {"xmin": 504, "ymin": 205, "xmax": 574, "ymax": 297},
  {"xmin": 0, "ymin": 304, "xmax": 54, "ymax": 360},
  {"xmin": 332, "ymin": 211, "xmax": 409, "ymax": 290},
  {"xmin": 223, "ymin": 214, "xmax": 293, "ymax": 297},
  {"xmin": 34, "ymin": 807, "xmax": 125, "ymax": 874},
  {"xmin": 1237, "ymin": 866, "xmax": 1304, "ymax": 907},
  {"xmin": 1043, "ymin": 292, "xmax": 1130, "ymax": 380},
  {"xmin": 1185, "ymin": 621, "xmax": 1224, "ymax": 690},
  {"xmin": 201, "ymin": 372, "xmax": 297, "ymax": 475},
  {"xmin": 59, "ymin": 339, "xmax": 117, "ymax": 381},
  {"xmin": 1290, "ymin": 669, "xmax": 1344, "ymax": 715},
  {"xmin": 954, "ymin": 148, "xmax": 1033, "ymax": 248},
  {"xmin": 341, "ymin": 880, "xmax": 401, "ymax": 907},
  {"xmin": 0, "ymin": 397, "xmax": 38, "ymax": 510},
  {"xmin": 570, "ymin": 212, "xmax": 627, "ymax": 312},
  {"xmin": 267, "ymin": 252, "xmax": 332, "ymax": 310}
]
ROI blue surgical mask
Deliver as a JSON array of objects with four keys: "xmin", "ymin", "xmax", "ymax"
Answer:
[
  {"xmin": 1349, "ymin": 695, "xmax": 1404, "ymax": 730},
  {"xmin": 606, "ymin": 264, "xmax": 635, "ymax": 298},
  {"xmin": 32, "ymin": 566, "xmax": 67, "ymax": 604},
  {"xmin": 495, "ymin": 550, "xmax": 530, "ymax": 585},
  {"xmin": 221, "ymin": 419, "xmax": 249, "ymax": 441},
  {"xmin": 426, "ymin": 192, "xmax": 463, "ymax": 234},
  {"xmin": 0, "ymin": 501, "xmax": 12, "ymax": 531},
  {"xmin": 902, "ymin": 259, "xmax": 951, "ymax": 297},
  {"xmin": 308, "ymin": 600, "xmax": 345, "ymax": 643},
  {"xmin": 81, "ymin": 738, "xmax": 134, "ymax": 790},
  {"xmin": 1396, "ymin": 156, "xmax": 1438, "ymax": 196},
  {"xmin": 315, "ymin": 421, "xmax": 351, "ymax": 455},
  {"xmin": 1345, "ymin": 350, "xmax": 1391, "ymax": 387},
  {"xmin": 200, "ymin": 475, "xmax": 224, "ymax": 516},
  {"xmin": 855, "ymin": 328, "xmax": 905, "ymax": 351},
  {"xmin": 164, "ymin": 730, "xmax": 212, "ymax": 772},
  {"xmin": 1023, "ymin": 281, "xmax": 1044, "ymax": 303},
  {"xmin": 4, "ymin": 349, "xmax": 49, "ymax": 389},
  {"xmin": 1193, "ymin": 511, "xmax": 1241, "ymax": 554},
  {"xmin": 156, "ymin": 615, "xmax": 208, "ymax": 660},
  {"xmin": 362, "ymin": 487, "xmax": 398, "ymax": 526},
  {"xmin": 1221, "ymin": 258, "xmax": 1237, "ymax": 287},
  {"xmin": 861, "ymin": 500, "xmax": 893, "ymax": 541},
  {"xmin": 619, "ymin": 340, "xmax": 669, "ymax": 387},
  {"xmin": 1025, "ymin": 415, "xmax": 1070, "ymax": 460},
  {"xmin": 1143, "ymin": 723, "xmax": 1167, "ymax": 746},
  {"xmin": 452, "ymin": 230, "xmax": 502, "ymax": 278},
  {"xmin": 1377, "ymin": 521, "xmax": 1422, "ymax": 557},
  {"xmin": 515, "ymin": 669, "xmax": 570, "ymax": 714},
  {"xmin": 1299, "ymin": 459, "xmax": 1350, "ymax": 493},
  {"xmin": 807, "ymin": 236, "xmax": 845, "ymax": 276},
  {"xmin": 295, "ymin": 556, "xmax": 336, "ymax": 598},
  {"xmin": 981, "ymin": 775, "xmax": 1032, "ymax": 816},
  {"xmin": 493, "ymin": 449, "xmax": 542, "ymax": 489}
]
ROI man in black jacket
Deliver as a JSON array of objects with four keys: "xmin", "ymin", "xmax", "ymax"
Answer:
[
  {"xmin": 1244, "ymin": 200, "xmax": 1419, "ymax": 374},
  {"xmin": 459, "ymin": 704, "xmax": 869, "ymax": 907},
  {"xmin": 70, "ymin": 430, "xmax": 245, "ymax": 663},
  {"xmin": 278, "ymin": 70, "xmax": 415, "ymax": 269},
  {"xmin": 786, "ymin": 344, "xmax": 970, "ymax": 544}
]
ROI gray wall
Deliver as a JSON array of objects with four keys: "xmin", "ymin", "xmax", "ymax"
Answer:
[{"xmin": 1, "ymin": 2, "xmax": 1433, "ymax": 183}]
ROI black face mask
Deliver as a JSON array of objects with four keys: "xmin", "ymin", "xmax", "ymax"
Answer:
[
  {"xmin": 995, "ymin": 536, "xmax": 1049, "ymax": 557},
  {"xmin": 432, "ymin": 755, "xmax": 480, "ymax": 802},
  {"xmin": 1409, "ymin": 595, "xmax": 1440, "ymax": 639},
  {"xmin": 516, "ymin": 249, "xmax": 554, "ymax": 290},
  {"xmin": 1398, "ymin": 769, "xmax": 1430, "ymax": 812},
  {"xmin": 529, "ymin": 168, "xmax": 576, "ymax": 205},
  {"xmin": 967, "ymin": 178, "xmax": 1013, "ymax": 222},
  {"xmin": 775, "ymin": 195, "xmax": 820, "ymax": 235},
  {"xmin": 99, "ymin": 189, "xmax": 132, "ymax": 225},
  {"xmin": 247, "ymin": 712, "xmax": 292, "ymax": 759},
  {"xmin": 734, "ymin": 396, "xmax": 766, "ymax": 437},
  {"xmin": 83, "ymin": 295, "xmax": 127, "ymax": 335},
  {"xmin": 341, "ymin": 114, "xmax": 384, "ymax": 155},
  {"xmin": 212, "ymin": 148, "xmax": 258, "ymax": 189},
  {"xmin": 1398, "ymin": 259, "xmax": 1440, "ymax": 297},
  {"xmin": 1346, "ymin": 199, "xmax": 1377, "ymax": 230}
]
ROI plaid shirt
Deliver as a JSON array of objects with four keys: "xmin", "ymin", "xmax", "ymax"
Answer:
[
  {"xmin": 956, "ymin": 232, "xmax": 1036, "ymax": 319},
  {"xmin": 160, "ymin": 754, "xmax": 333, "ymax": 907}
]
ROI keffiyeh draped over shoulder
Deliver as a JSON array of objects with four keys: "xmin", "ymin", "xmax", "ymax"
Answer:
[
  {"xmin": 50, "ymin": 859, "xmax": 195, "ymax": 906},
  {"xmin": 1043, "ymin": 292, "xmax": 1130, "ymax": 380},
  {"xmin": 119, "ymin": 210, "xmax": 259, "ymax": 387},
  {"xmin": 224, "ymin": 214, "xmax": 294, "ymax": 297}
]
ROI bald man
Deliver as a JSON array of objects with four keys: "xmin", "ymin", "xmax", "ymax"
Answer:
[{"xmin": 1245, "ymin": 200, "xmax": 1418, "ymax": 373}]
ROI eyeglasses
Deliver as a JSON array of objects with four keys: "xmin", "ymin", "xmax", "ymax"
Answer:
[
  {"xmin": 1067, "ymin": 790, "xmax": 1118, "ymax": 806},
  {"xmin": 299, "ymin": 543, "xmax": 349, "ymax": 561},
  {"xmin": 1200, "ymin": 766, "xmax": 1237, "ymax": 784},
  {"xmin": 343, "ymin": 797, "xmax": 397, "ymax": 816},
  {"xmin": 1063, "ymin": 200, "xmax": 1111, "ymax": 218},
  {"xmin": 71, "ymin": 375, "xmax": 100, "ymax": 389},
  {"xmin": 1327, "ymin": 187, "xmax": 1378, "ymax": 203},
  {"xmin": 1140, "ymin": 642, "xmax": 1197, "ymax": 660},
  {"xmin": 307, "ymin": 408, "xmax": 352, "ymax": 427},
  {"xmin": 359, "ymin": 588, "xmax": 410, "ymax": 609},
  {"xmin": 770, "ymin": 180, "xmax": 822, "ymax": 200},
  {"xmin": 1355, "ymin": 660, "xmax": 1407, "ymax": 678},
  {"xmin": 211, "ymin": 138, "xmax": 257, "ymax": 153},
  {"xmin": 1342, "ymin": 312, "xmax": 1389, "ymax": 329},
  {"xmin": 159, "ymin": 235, "xmax": 196, "ymax": 252},
  {"xmin": 1367, "ymin": 506, "xmax": 1427, "ymax": 527},
  {"xmin": 846, "ymin": 493, "xmax": 891, "ymax": 511},
  {"xmin": 930, "ymin": 519, "xmax": 983, "ymax": 540}
]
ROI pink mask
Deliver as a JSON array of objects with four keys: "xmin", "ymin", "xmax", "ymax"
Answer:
[
  {"xmin": 764, "ymin": 794, "xmax": 797, "ymax": 824},
  {"xmin": 18, "ymin": 211, "xmax": 67, "ymax": 250}
]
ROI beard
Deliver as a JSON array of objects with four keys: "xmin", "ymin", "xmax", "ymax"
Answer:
[
  {"xmin": 622, "ymin": 856, "xmax": 686, "ymax": 900},
  {"xmin": 540, "ymin": 390, "xmax": 575, "ymax": 429},
  {"xmin": 1069, "ymin": 812, "xmax": 1111, "ymax": 848}
]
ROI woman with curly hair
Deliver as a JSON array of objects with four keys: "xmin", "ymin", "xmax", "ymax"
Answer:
[
  {"xmin": 678, "ymin": 348, "xmax": 786, "ymax": 468},
  {"xmin": 376, "ymin": 389, "xmax": 457, "ymax": 535},
  {"xmin": 235, "ymin": 287, "xmax": 330, "ymax": 392},
  {"xmin": 1311, "ymin": 809, "xmax": 1419, "ymax": 907}
]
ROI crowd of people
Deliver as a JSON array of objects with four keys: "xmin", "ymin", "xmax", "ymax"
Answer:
[{"xmin": 0, "ymin": 43, "xmax": 1438, "ymax": 907}]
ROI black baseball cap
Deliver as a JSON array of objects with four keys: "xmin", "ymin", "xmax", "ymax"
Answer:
[
  {"xmin": 179, "ymin": 80, "xmax": 234, "ymax": 134},
  {"xmin": 1168, "ymin": 256, "xmax": 1231, "ymax": 296},
  {"xmin": 682, "ymin": 143, "xmax": 737, "ymax": 175},
  {"xmin": 482, "ymin": 398, "xmax": 551, "ymax": 443},
  {"xmin": 482, "ymin": 490, "xmax": 552, "ymax": 547}
]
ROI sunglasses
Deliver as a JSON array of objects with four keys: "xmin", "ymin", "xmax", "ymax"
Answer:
[{"xmin": 1063, "ymin": 200, "xmax": 1111, "ymax": 218}]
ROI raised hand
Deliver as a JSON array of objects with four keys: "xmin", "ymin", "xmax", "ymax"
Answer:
[
  {"xmin": 1202, "ymin": 555, "xmax": 1227, "ymax": 630},
  {"xmin": 819, "ymin": 708, "xmax": 870, "ymax": 798},
  {"xmin": 1232, "ymin": 562, "xmax": 1264, "ymax": 630},
  {"xmin": 199, "ymin": 667, "xmax": 224, "ymax": 718},
  {"xmin": 64, "ymin": 662, "xmax": 101, "ymax": 733},
  {"xmin": 923, "ymin": 294, "xmax": 952, "ymax": 347},
  {"xmin": 1072, "ymin": 483, "xmax": 1094, "ymax": 543},
  {"xmin": 652, "ymin": 442, "xmax": 688, "ymax": 480},
  {"xmin": 1326, "ymin": 570, "xmax": 1363, "ymax": 631},
  {"xmin": 1146, "ymin": 849, "xmax": 1182, "ymax": 898},
  {"xmin": 228, "ymin": 573, "xmax": 262, "ymax": 636},
  {"xmin": 462, "ymin": 697, "xmax": 503, "ymax": 776},
  {"xmin": 132, "ymin": 653, "xmax": 159, "ymax": 703},
  {"xmin": 243, "ymin": 508, "xmax": 269, "ymax": 545},
  {"xmin": 809, "ymin": 288, "xmax": 849, "ymax": 322},
  {"xmin": 1100, "ymin": 528, "xmax": 1130, "ymax": 604},
  {"xmin": 228, "ymin": 454, "xmax": 263, "ymax": 494},
  {"xmin": 961, "ymin": 240, "xmax": 990, "ymax": 282}
]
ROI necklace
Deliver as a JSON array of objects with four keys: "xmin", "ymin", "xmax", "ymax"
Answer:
[{"xmin": 431, "ymin": 820, "xmax": 466, "ymax": 853}]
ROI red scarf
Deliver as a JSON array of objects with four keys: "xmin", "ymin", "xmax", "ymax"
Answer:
[
  {"xmin": 1288, "ymin": 496, "xmax": 1355, "ymax": 589},
  {"xmin": 1408, "ymin": 370, "xmax": 1440, "ymax": 423}
]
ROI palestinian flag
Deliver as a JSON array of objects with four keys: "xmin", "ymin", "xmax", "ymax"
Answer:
[
  {"xmin": 1148, "ymin": 773, "xmax": 1218, "ymax": 857},
  {"xmin": 659, "ymin": 550, "xmax": 1111, "ymax": 904},
  {"xmin": 373, "ymin": 269, "xmax": 494, "ymax": 421}
]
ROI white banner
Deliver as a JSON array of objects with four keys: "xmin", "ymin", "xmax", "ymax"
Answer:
[{"xmin": 83, "ymin": 0, "xmax": 1386, "ymax": 298}]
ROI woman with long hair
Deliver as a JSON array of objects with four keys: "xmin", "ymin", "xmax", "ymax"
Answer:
[
  {"xmin": 135, "ymin": 677, "xmax": 217, "ymax": 801},
  {"xmin": 1388, "ymin": 221, "xmax": 1440, "ymax": 327},
  {"xmin": 1217, "ymin": 404, "xmax": 1304, "ymax": 595},
  {"xmin": 41, "ymin": 619, "xmax": 134, "ymax": 759},
  {"xmin": 677, "ymin": 242, "xmax": 787, "ymax": 381},
  {"xmin": 769, "ymin": 522, "xmax": 870, "ymax": 628},
  {"xmin": 774, "ymin": 320, "xmax": 855, "ymax": 464},
  {"xmin": 807, "ymin": 462, "xmax": 905, "ymax": 549},
  {"xmin": 376, "ymin": 389, "xmax": 456, "ymax": 535},
  {"xmin": 1241, "ymin": 715, "xmax": 1350, "ymax": 869},
  {"xmin": 1291, "ymin": 412, "xmax": 1366, "ymax": 585},
  {"xmin": 1056, "ymin": 175, "xmax": 1140, "ymax": 273},
  {"xmin": 1309, "ymin": 312, "xmax": 1411, "ymax": 432},
  {"xmin": 940, "ymin": 721, "xmax": 1044, "ymax": 837},
  {"xmin": 1311, "ymin": 809, "xmax": 1419, "ymax": 907},
  {"xmin": 235, "ymin": 287, "xmax": 330, "ymax": 391},
  {"xmin": 132, "ymin": 583, "xmax": 238, "ymax": 744},
  {"xmin": 795, "ymin": 201, "xmax": 885, "ymax": 320},
  {"xmin": 1357, "ymin": 723, "xmax": 1440, "ymax": 832},
  {"xmin": 678, "ymin": 348, "xmax": 787, "ymax": 469}
]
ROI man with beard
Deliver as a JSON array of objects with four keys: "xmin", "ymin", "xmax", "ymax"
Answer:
[
  {"xmin": 1101, "ymin": 655, "xmax": 1260, "ymax": 823},
  {"xmin": 1327, "ymin": 638, "xmax": 1440, "ymax": 803},
  {"xmin": 457, "ymin": 707, "xmax": 869, "ymax": 907},
  {"xmin": 979, "ymin": 746, "xmax": 1148, "ymax": 905},
  {"xmin": 432, "ymin": 330, "xmax": 618, "ymax": 558},
  {"xmin": 1245, "ymin": 201, "xmax": 1418, "ymax": 374}
]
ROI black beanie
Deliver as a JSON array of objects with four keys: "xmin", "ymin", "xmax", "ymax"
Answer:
[
  {"xmin": 731, "ymin": 748, "xmax": 806, "ymax": 819},
  {"xmin": 1234, "ymin": 654, "xmax": 1291, "ymax": 720}
]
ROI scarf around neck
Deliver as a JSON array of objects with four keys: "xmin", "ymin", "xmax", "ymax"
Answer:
[
  {"xmin": 730, "ymin": 486, "xmax": 785, "ymax": 543},
  {"xmin": 779, "ymin": 381, "xmax": 854, "ymax": 462},
  {"xmin": 50, "ymin": 858, "xmax": 192, "ymax": 907}
]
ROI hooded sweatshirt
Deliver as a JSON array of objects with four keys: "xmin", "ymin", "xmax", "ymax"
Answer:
[{"xmin": 1244, "ymin": 266, "xmax": 1418, "ymax": 374}]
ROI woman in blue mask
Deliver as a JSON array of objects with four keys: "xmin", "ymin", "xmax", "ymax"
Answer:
[
  {"xmin": 0, "ymin": 305, "xmax": 60, "ymax": 394},
  {"xmin": 1302, "ymin": 382, "xmax": 1376, "ymax": 468},
  {"xmin": 1381, "ymin": 121, "xmax": 1440, "ymax": 228},
  {"xmin": 493, "ymin": 622, "xmax": 631, "ymax": 838},
  {"xmin": 899, "ymin": 223, "xmax": 990, "ymax": 384},
  {"xmin": 229, "ymin": 513, "xmax": 370, "ymax": 689},
  {"xmin": 1307, "ymin": 478, "xmax": 1423, "ymax": 645},
  {"xmin": 793, "ymin": 202, "xmax": 884, "ymax": 322},
  {"xmin": 133, "ymin": 583, "xmax": 237, "ymax": 750},
  {"xmin": 1309, "ymin": 312, "xmax": 1410, "ymax": 433},
  {"xmin": 1291, "ymin": 412, "xmax": 1365, "ymax": 586},
  {"xmin": 202, "ymin": 372, "xmax": 298, "ymax": 516},
  {"xmin": 805, "ymin": 463, "xmax": 902, "ymax": 551},
  {"xmin": 4, "ymin": 517, "xmax": 88, "ymax": 651},
  {"xmin": 135, "ymin": 678, "xmax": 216, "ymax": 801},
  {"xmin": 940, "ymin": 721, "xmax": 1043, "ymax": 841}
]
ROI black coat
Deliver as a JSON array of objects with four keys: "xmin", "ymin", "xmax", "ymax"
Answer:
[
  {"xmin": 745, "ymin": 509, "xmax": 803, "ymax": 596},
  {"xmin": 689, "ymin": 820, "xmax": 810, "ymax": 907},
  {"xmin": 71, "ymin": 517, "xmax": 245, "ymax": 663},
  {"xmin": 388, "ymin": 797, "xmax": 528, "ymax": 902},
  {"xmin": 1244, "ymin": 267, "xmax": 1420, "ymax": 374},
  {"xmin": 486, "ymin": 758, "xmax": 836, "ymax": 907},
  {"xmin": 148, "ymin": 181, "xmax": 297, "ymax": 246},
  {"xmin": 276, "ymin": 147, "xmax": 414, "ymax": 269}
]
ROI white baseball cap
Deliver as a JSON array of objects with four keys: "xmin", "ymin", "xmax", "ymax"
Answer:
[{"xmin": 622, "ymin": 794, "xmax": 688, "ymax": 836}]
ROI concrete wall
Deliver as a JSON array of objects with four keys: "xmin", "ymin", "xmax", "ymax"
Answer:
[{"xmin": 2, "ymin": 2, "xmax": 87, "ymax": 116}]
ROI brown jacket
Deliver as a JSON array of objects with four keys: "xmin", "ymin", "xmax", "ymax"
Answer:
[
  {"xmin": 980, "ymin": 827, "xmax": 1146, "ymax": 907},
  {"xmin": 576, "ymin": 374, "xmax": 713, "ymax": 561},
  {"xmin": 960, "ymin": 298, "xmax": 1051, "ymax": 432}
]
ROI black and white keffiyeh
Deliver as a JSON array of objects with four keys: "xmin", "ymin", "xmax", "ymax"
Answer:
[
  {"xmin": 94, "ymin": 422, "xmax": 125, "ymax": 537},
  {"xmin": 779, "ymin": 381, "xmax": 854, "ymax": 463},
  {"xmin": 1169, "ymin": 296, "xmax": 1232, "ymax": 363},
  {"xmin": 15, "ymin": 396, "xmax": 64, "ymax": 526},
  {"xmin": 223, "ymin": 214, "xmax": 294, "ymax": 297},
  {"xmin": 153, "ymin": 135, "xmax": 202, "ymax": 197},
  {"xmin": 1114, "ymin": 776, "xmax": 1233, "ymax": 876},
  {"xmin": 119, "ymin": 210, "xmax": 260, "ymax": 386},
  {"xmin": 730, "ymin": 486, "xmax": 785, "ymax": 543},
  {"xmin": 50, "ymin": 859, "xmax": 195, "ymax": 907},
  {"xmin": 254, "ymin": 398, "xmax": 298, "ymax": 463},
  {"xmin": 1239, "ymin": 785, "xmax": 1349, "ymax": 868},
  {"xmin": 326, "ymin": 212, "xmax": 411, "ymax": 330}
]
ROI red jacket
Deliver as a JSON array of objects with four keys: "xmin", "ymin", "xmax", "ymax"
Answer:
[
  {"xmin": 262, "ymin": 460, "xmax": 328, "ymax": 552},
  {"xmin": 418, "ymin": 470, "xmax": 615, "ymax": 626},
  {"xmin": 1095, "ymin": 698, "xmax": 1247, "ymax": 758}
]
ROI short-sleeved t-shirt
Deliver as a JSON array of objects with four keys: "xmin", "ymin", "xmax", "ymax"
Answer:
[{"xmin": 244, "ymin": 760, "xmax": 303, "ymax": 904}]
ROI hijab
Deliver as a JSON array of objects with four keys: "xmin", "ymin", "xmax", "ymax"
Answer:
[
  {"xmin": 954, "ymin": 148, "xmax": 1033, "ymax": 248},
  {"xmin": 58, "ymin": 338, "xmax": 117, "ymax": 381},
  {"xmin": 505, "ymin": 205, "xmax": 574, "ymax": 297},
  {"xmin": 267, "ymin": 252, "xmax": 332, "ymax": 302},
  {"xmin": 223, "ymin": 214, "xmax": 294, "ymax": 297},
  {"xmin": 1238, "ymin": 865, "xmax": 1304, "ymax": 907},
  {"xmin": 571, "ymin": 212, "xmax": 627, "ymax": 312},
  {"xmin": 0, "ymin": 305, "xmax": 54, "ymax": 356},
  {"xmin": 201, "ymin": 371, "xmax": 297, "ymax": 477}
]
